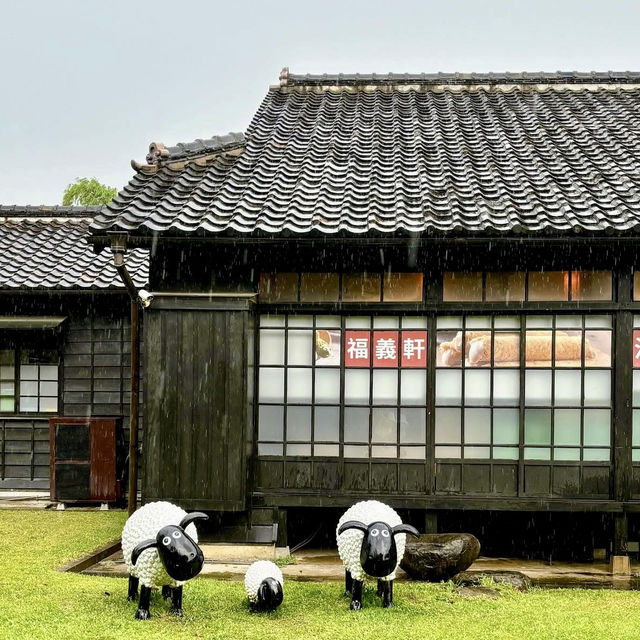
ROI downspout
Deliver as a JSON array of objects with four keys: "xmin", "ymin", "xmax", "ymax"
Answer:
[{"xmin": 108, "ymin": 233, "xmax": 153, "ymax": 515}]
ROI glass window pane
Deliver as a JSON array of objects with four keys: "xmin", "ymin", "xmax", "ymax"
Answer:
[
  {"xmin": 372, "ymin": 445, "xmax": 397, "ymax": 458},
  {"xmin": 525, "ymin": 370, "xmax": 552, "ymax": 405},
  {"xmin": 315, "ymin": 369, "xmax": 340, "ymax": 403},
  {"xmin": 0, "ymin": 397, "xmax": 14, "ymax": 411},
  {"xmin": 39, "ymin": 397, "xmax": 57, "ymax": 412},
  {"xmin": 315, "ymin": 330, "xmax": 340, "ymax": 366},
  {"xmin": 258, "ymin": 406, "xmax": 284, "ymax": 441},
  {"xmin": 345, "ymin": 369, "xmax": 370, "ymax": 404},
  {"xmin": 583, "ymin": 448, "xmax": 610, "ymax": 461},
  {"xmin": 634, "ymin": 410, "xmax": 640, "ymax": 447},
  {"xmin": 554, "ymin": 409, "xmax": 581, "ymax": 445},
  {"xmin": 437, "ymin": 316, "xmax": 463, "ymax": 329},
  {"xmin": 300, "ymin": 273, "xmax": 339, "ymax": 302},
  {"xmin": 493, "ymin": 370, "xmax": 519, "ymax": 405},
  {"xmin": 442, "ymin": 272, "xmax": 482, "ymax": 301},
  {"xmin": 372, "ymin": 408, "xmax": 397, "ymax": 443},
  {"xmin": 316, "ymin": 315, "xmax": 341, "ymax": 328},
  {"xmin": 554, "ymin": 370, "xmax": 582, "ymax": 406},
  {"xmin": 259, "ymin": 330, "xmax": 285, "ymax": 365},
  {"xmin": 373, "ymin": 370, "xmax": 397, "ymax": 405},
  {"xmin": 0, "ymin": 350, "xmax": 13, "ymax": 366},
  {"xmin": 583, "ymin": 370, "xmax": 611, "ymax": 407},
  {"xmin": 525, "ymin": 409, "xmax": 551, "ymax": 445},
  {"xmin": 435, "ymin": 408, "xmax": 461, "ymax": 443},
  {"xmin": 314, "ymin": 444, "xmax": 339, "ymax": 456},
  {"xmin": 260, "ymin": 314, "xmax": 285, "ymax": 327},
  {"xmin": 493, "ymin": 409, "xmax": 519, "ymax": 445},
  {"xmin": 556, "ymin": 315, "xmax": 582, "ymax": 329},
  {"xmin": 571, "ymin": 271, "xmax": 612, "ymax": 301},
  {"xmin": 555, "ymin": 333, "xmax": 583, "ymax": 367},
  {"xmin": 400, "ymin": 370, "xmax": 427, "ymax": 405},
  {"xmin": 402, "ymin": 317, "xmax": 428, "ymax": 329},
  {"xmin": 288, "ymin": 315, "xmax": 313, "ymax": 327},
  {"xmin": 20, "ymin": 381, "xmax": 38, "ymax": 396},
  {"xmin": 0, "ymin": 381, "xmax": 14, "ymax": 395},
  {"xmin": 465, "ymin": 317, "xmax": 491, "ymax": 329},
  {"xmin": 528, "ymin": 271, "xmax": 568, "ymax": 301},
  {"xmin": 436, "ymin": 370, "xmax": 462, "ymax": 405},
  {"xmin": 464, "ymin": 369, "xmax": 491, "ymax": 405},
  {"xmin": 287, "ymin": 368, "xmax": 312, "ymax": 402},
  {"xmin": 19, "ymin": 396, "xmax": 38, "ymax": 412},
  {"xmin": 287, "ymin": 444, "xmax": 311, "ymax": 456},
  {"xmin": 287, "ymin": 406, "xmax": 311, "ymax": 441},
  {"xmin": 464, "ymin": 408, "xmax": 491, "ymax": 444},
  {"xmin": 437, "ymin": 331, "xmax": 462, "ymax": 367},
  {"xmin": 525, "ymin": 331, "xmax": 552, "ymax": 366},
  {"xmin": 435, "ymin": 446, "xmax": 461, "ymax": 458},
  {"xmin": 342, "ymin": 274, "xmax": 381, "ymax": 302},
  {"xmin": 258, "ymin": 368, "xmax": 284, "ymax": 402},
  {"xmin": 39, "ymin": 365, "xmax": 58, "ymax": 381},
  {"xmin": 485, "ymin": 272, "xmax": 525, "ymax": 302},
  {"xmin": 20, "ymin": 365, "xmax": 38, "ymax": 381},
  {"xmin": 494, "ymin": 316, "xmax": 520, "ymax": 329},
  {"xmin": 344, "ymin": 445, "xmax": 368, "ymax": 458},
  {"xmin": 314, "ymin": 407, "xmax": 340, "ymax": 441},
  {"xmin": 493, "ymin": 446, "xmax": 519, "ymax": 460},
  {"xmin": 400, "ymin": 446, "xmax": 426, "ymax": 459},
  {"xmin": 383, "ymin": 273, "xmax": 423, "ymax": 302},
  {"xmin": 344, "ymin": 408, "xmax": 369, "ymax": 442},
  {"xmin": 39, "ymin": 381, "xmax": 58, "ymax": 396},
  {"xmin": 400, "ymin": 408, "xmax": 426, "ymax": 443},
  {"xmin": 345, "ymin": 316, "xmax": 371, "ymax": 328},
  {"xmin": 584, "ymin": 331, "xmax": 611, "ymax": 367},
  {"xmin": 259, "ymin": 273, "xmax": 298, "ymax": 302},
  {"xmin": 464, "ymin": 446, "xmax": 490, "ymax": 459},
  {"xmin": 583, "ymin": 409, "xmax": 610, "ymax": 446},
  {"xmin": 526, "ymin": 316, "xmax": 553, "ymax": 328},
  {"xmin": 0, "ymin": 366, "xmax": 14, "ymax": 379},
  {"xmin": 634, "ymin": 450, "xmax": 640, "ymax": 462},
  {"xmin": 524, "ymin": 447, "xmax": 551, "ymax": 460},
  {"xmin": 492, "ymin": 332, "xmax": 520, "ymax": 367},
  {"xmin": 585, "ymin": 315, "xmax": 612, "ymax": 329},
  {"xmin": 634, "ymin": 371, "xmax": 640, "ymax": 406},
  {"xmin": 373, "ymin": 316, "xmax": 400, "ymax": 328},
  {"xmin": 258, "ymin": 443, "xmax": 283, "ymax": 456},
  {"xmin": 554, "ymin": 448, "xmax": 581, "ymax": 461}
]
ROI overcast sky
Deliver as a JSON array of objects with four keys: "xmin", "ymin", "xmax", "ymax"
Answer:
[{"xmin": 2, "ymin": 0, "xmax": 640, "ymax": 205}]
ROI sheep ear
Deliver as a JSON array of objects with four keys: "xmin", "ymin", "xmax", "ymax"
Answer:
[
  {"xmin": 392, "ymin": 524, "xmax": 420, "ymax": 538},
  {"xmin": 179, "ymin": 511, "xmax": 209, "ymax": 530},
  {"xmin": 338, "ymin": 520, "xmax": 368, "ymax": 535},
  {"xmin": 131, "ymin": 539, "xmax": 158, "ymax": 566}
]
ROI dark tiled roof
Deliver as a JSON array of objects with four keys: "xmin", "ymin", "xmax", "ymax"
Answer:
[
  {"xmin": 91, "ymin": 72, "xmax": 640, "ymax": 237},
  {"xmin": 149, "ymin": 132, "xmax": 245, "ymax": 164},
  {"xmin": 0, "ymin": 206, "xmax": 148, "ymax": 289}
]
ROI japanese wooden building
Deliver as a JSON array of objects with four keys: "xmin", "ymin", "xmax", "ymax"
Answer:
[{"xmin": 7, "ymin": 70, "xmax": 640, "ymax": 555}]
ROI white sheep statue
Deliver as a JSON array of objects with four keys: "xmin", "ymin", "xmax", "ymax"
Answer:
[
  {"xmin": 122, "ymin": 501, "xmax": 208, "ymax": 619},
  {"xmin": 244, "ymin": 560, "xmax": 284, "ymax": 612},
  {"xmin": 336, "ymin": 500, "xmax": 419, "ymax": 610}
]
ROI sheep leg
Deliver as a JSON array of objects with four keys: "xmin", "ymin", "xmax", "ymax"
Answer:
[
  {"xmin": 127, "ymin": 575, "xmax": 139, "ymax": 602},
  {"xmin": 162, "ymin": 585, "xmax": 172, "ymax": 601},
  {"xmin": 170, "ymin": 586, "xmax": 183, "ymax": 617},
  {"xmin": 344, "ymin": 570, "xmax": 353, "ymax": 596},
  {"xmin": 382, "ymin": 580, "xmax": 393, "ymax": 608},
  {"xmin": 350, "ymin": 579, "xmax": 363, "ymax": 610},
  {"xmin": 135, "ymin": 586, "xmax": 152, "ymax": 620},
  {"xmin": 376, "ymin": 579, "xmax": 384, "ymax": 598}
]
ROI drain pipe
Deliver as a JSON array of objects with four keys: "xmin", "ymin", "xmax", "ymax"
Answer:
[{"xmin": 108, "ymin": 233, "xmax": 153, "ymax": 515}]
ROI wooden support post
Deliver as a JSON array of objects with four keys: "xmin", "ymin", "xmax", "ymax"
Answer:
[
  {"xmin": 614, "ymin": 513, "xmax": 629, "ymax": 557},
  {"xmin": 127, "ymin": 300, "xmax": 140, "ymax": 516},
  {"xmin": 424, "ymin": 511, "xmax": 437, "ymax": 534},
  {"xmin": 275, "ymin": 508, "xmax": 288, "ymax": 547}
]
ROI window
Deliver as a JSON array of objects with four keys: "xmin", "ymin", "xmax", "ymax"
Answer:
[
  {"xmin": 435, "ymin": 314, "xmax": 612, "ymax": 462},
  {"xmin": 632, "ymin": 315, "xmax": 640, "ymax": 461},
  {"xmin": 257, "ymin": 315, "xmax": 428, "ymax": 458},
  {"xmin": 0, "ymin": 347, "xmax": 59, "ymax": 414}
]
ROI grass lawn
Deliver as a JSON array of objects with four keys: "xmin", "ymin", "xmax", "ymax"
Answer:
[{"xmin": 2, "ymin": 511, "xmax": 640, "ymax": 640}]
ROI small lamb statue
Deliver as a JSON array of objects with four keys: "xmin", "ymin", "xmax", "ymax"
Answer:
[{"xmin": 244, "ymin": 560, "xmax": 284, "ymax": 612}]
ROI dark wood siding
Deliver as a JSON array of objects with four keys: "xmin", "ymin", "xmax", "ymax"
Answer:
[{"xmin": 142, "ymin": 298, "xmax": 253, "ymax": 510}]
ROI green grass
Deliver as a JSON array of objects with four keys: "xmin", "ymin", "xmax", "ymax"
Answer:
[{"xmin": 2, "ymin": 510, "xmax": 640, "ymax": 640}]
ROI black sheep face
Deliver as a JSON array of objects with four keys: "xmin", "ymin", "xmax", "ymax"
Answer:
[
  {"xmin": 155, "ymin": 525, "xmax": 204, "ymax": 581},
  {"xmin": 359, "ymin": 521, "xmax": 397, "ymax": 577},
  {"xmin": 257, "ymin": 577, "xmax": 283, "ymax": 611}
]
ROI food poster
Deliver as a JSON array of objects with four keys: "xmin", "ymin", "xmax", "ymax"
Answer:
[{"xmin": 315, "ymin": 329, "xmax": 342, "ymax": 366}]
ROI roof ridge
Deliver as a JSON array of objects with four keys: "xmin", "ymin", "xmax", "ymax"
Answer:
[
  {"xmin": 0, "ymin": 205, "xmax": 103, "ymax": 218},
  {"xmin": 279, "ymin": 68, "xmax": 640, "ymax": 87},
  {"xmin": 143, "ymin": 131, "xmax": 245, "ymax": 166}
]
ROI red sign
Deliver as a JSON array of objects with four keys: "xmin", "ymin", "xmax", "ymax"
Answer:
[
  {"xmin": 401, "ymin": 331, "xmax": 428, "ymax": 368},
  {"xmin": 634, "ymin": 330, "xmax": 640, "ymax": 368},
  {"xmin": 372, "ymin": 331, "xmax": 399, "ymax": 367},
  {"xmin": 345, "ymin": 331, "xmax": 371, "ymax": 367}
]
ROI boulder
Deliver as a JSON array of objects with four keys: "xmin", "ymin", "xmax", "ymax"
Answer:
[
  {"xmin": 400, "ymin": 533, "xmax": 480, "ymax": 582},
  {"xmin": 454, "ymin": 585, "xmax": 501, "ymax": 599},
  {"xmin": 454, "ymin": 570, "xmax": 531, "ymax": 592}
]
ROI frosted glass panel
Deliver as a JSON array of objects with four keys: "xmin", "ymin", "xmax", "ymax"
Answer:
[
  {"xmin": 400, "ymin": 446, "xmax": 426, "ymax": 459},
  {"xmin": 288, "ymin": 316, "xmax": 313, "ymax": 327},
  {"xmin": 20, "ymin": 381, "xmax": 38, "ymax": 395},
  {"xmin": 555, "ymin": 315, "xmax": 582, "ymax": 329},
  {"xmin": 583, "ymin": 449, "xmax": 610, "ymax": 461},
  {"xmin": 287, "ymin": 406, "xmax": 311, "ymax": 441},
  {"xmin": 585, "ymin": 315, "xmax": 612, "ymax": 328},
  {"xmin": 344, "ymin": 408, "xmax": 369, "ymax": 442},
  {"xmin": 260, "ymin": 314, "xmax": 285, "ymax": 327},
  {"xmin": 525, "ymin": 370, "xmax": 552, "ymax": 405},
  {"xmin": 585, "ymin": 331, "xmax": 611, "ymax": 367},
  {"xmin": 344, "ymin": 445, "xmax": 368, "ymax": 458},
  {"xmin": 20, "ymin": 365, "xmax": 38, "ymax": 380},
  {"xmin": 400, "ymin": 408, "xmax": 426, "ymax": 443},
  {"xmin": 494, "ymin": 316, "xmax": 520, "ymax": 329},
  {"xmin": 287, "ymin": 444, "xmax": 311, "ymax": 456},
  {"xmin": 527, "ymin": 315, "xmax": 553, "ymax": 328},
  {"xmin": 634, "ymin": 372, "xmax": 640, "ymax": 406},
  {"xmin": 583, "ymin": 370, "xmax": 611, "ymax": 406},
  {"xmin": 258, "ymin": 405, "xmax": 284, "ymax": 441},
  {"xmin": 493, "ymin": 370, "xmax": 519, "ymax": 405},
  {"xmin": 634, "ymin": 410, "xmax": 640, "ymax": 446},
  {"xmin": 493, "ymin": 447, "xmax": 519, "ymax": 460},
  {"xmin": 372, "ymin": 445, "xmax": 397, "ymax": 458},
  {"xmin": 525, "ymin": 409, "xmax": 551, "ymax": 445},
  {"xmin": 373, "ymin": 370, "xmax": 397, "ymax": 405},
  {"xmin": 314, "ymin": 407, "xmax": 339, "ymax": 441},
  {"xmin": 436, "ymin": 370, "xmax": 462, "ymax": 405},
  {"xmin": 0, "ymin": 381, "xmax": 13, "ymax": 395},
  {"xmin": 402, "ymin": 317, "xmax": 428, "ymax": 329},
  {"xmin": 435, "ymin": 446, "xmax": 461, "ymax": 458},
  {"xmin": 345, "ymin": 370, "xmax": 370, "ymax": 404},
  {"xmin": 524, "ymin": 447, "xmax": 551, "ymax": 460},
  {"xmin": 287, "ymin": 330, "xmax": 313, "ymax": 365},
  {"xmin": 0, "ymin": 366, "xmax": 14, "ymax": 379},
  {"xmin": 554, "ymin": 409, "xmax": 581, "ymax": 445},
  {"xmin": 373, "ymin": 316, "xmax": 400, "ymax": 328},
  {"xmin": 259, "ymin": 443, "xmax": 283, "ymax": 455},
  {"xmin": 464, "ymin": 408, "xmax": 491, "ymax": 444},
  {"xmin": 39, "ymin": 397, "xmax": 57, "ymax": 412},
  {"xmin": 464, "ymin": 446, "xmax": 490, "ymax": 459},
  {"xmin": 554, "ymin": 370, "xmax": 581, "ymax": 406},
  {"xmin": 259, "ymin": 330, "xmax": 285, "ymax": 365},
  {"xmin": 259, "ymin": 368, "xmax": 284, "ymax": 402},
  {"xmin": 372, "ymin": 408, "xmax": 397, "ymax": 443},
  {"xmin": 39, "ymin": 381, "xmax": 58, "ymax": 396},
  {"xmin": 554, "ymin": 448, "xmax": 580, "ymax": 461},
  {"xmin": 287, "ymin": 368, "xmax": 312, "ymax": 402},
  {"xmin": 464, "ymin": 370, "xmax": 491, "ymax": 405},
  {"xmin": 437, "ymin": 316, "xmax": 463, "ymax": 329},
  {"xmin": 314, "ymin": 444, "xmax": 339, "ymax": 456},
  {"xmin": 435, "ymin": 408, "xmax": 461, "ymax": 443},
  {"xmin": 583, "ymin": 409, "xmax": 610, "ymax": 446},
  {"xmin": 400, "ymin": 370, "xmax": 426, "ymax": 405},
  {"xmin": 40, "ymin": 365, "xmax": 58, "ymax": 380},
  {"xmin": 345, "ymin": 316, "xmax": 371, "ymax": 328},
  {"xmin": 493, "ymin": 409, "xmax": 519, "ymax": 445},
  {"xmin": 316, "ymin": 315, "xmax": 341, "ymax": 328},
  {"xmin": 465, "ymin": 316, "xmax": 491, "ymax": 329},
  {"xmin": 0, "ymin": 397, "xmax": 14, "ymax": 411},
  {"xmin": 315, "ymin": 369, "xmax": 340, "ymax": 403}
]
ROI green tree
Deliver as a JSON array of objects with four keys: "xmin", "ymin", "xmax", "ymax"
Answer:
[{"xmin": 62, "ymin": 177, "xmax": 117, "ymax": 206}]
